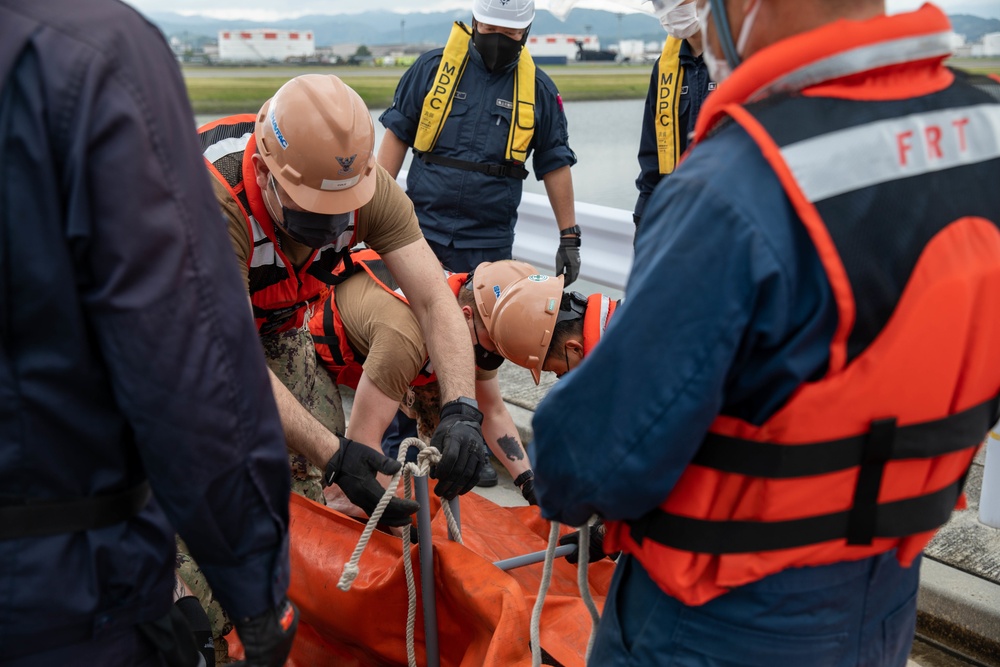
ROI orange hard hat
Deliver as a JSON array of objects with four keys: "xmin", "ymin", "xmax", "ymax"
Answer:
[
  {"xmin": 255, "ymin": 74, "xmax": 376, "ymax": 215},
  {"xmin": 471, "ymin": 260, "xmax": 537, "ymax": 330},
  {"xmin": 488, "ymin": 273, "xmax": 564, "ymax": 384}
]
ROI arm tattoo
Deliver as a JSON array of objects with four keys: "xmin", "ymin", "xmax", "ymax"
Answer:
[{"xmin": 497, "ymin": 434, "xmax": 524, "ymax": 462}]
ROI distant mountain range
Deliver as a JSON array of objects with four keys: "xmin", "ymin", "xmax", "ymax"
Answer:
[
  {"xmin": 949, "ymin": 14, "xmax": 1000, "ymax": 42},
  {"xmin": 147, "ymin": 9, "xmax": 1000, "ymax": 49}
]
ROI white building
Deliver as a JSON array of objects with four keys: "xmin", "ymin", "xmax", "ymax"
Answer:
[
  {"xmin": 218, "ymin": 29, "xmax": 316, "ymax": 62},
  {"xmin": 983, "ymin": 32, "xmax": 1000, "ymax": 57},
  {"xmin": 526, "ymin": 33, "xmax": 602, "ymax": 64}
]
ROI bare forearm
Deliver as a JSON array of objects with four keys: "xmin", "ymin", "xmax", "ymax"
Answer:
[
  {"xmin": 477, "ymin": 377, "xmax": 530, "ymax": 477},
  {"xmin": 377, "ymin": 130, "xmax": 409, "ymax": 180},
  {"xmin": 482, "ymin": 408, "xmax": 531, "ymax": 478},
  {"xmin": 417, "ymin": 299, "xmax": 476, "ymax": 403},
  {"xmin": 269, "ymin": 368, "xmax": 340, "ymax": 469},
  {"xmin": 542, "ymin": 165, "xmax": 577, "ymax": 233},
  {"xmin": 344, "ymin": 372, "xmax": 402, "ymax": 452},
  {"xmin": 383, "ymin": 240, "xmax": 477, "ymax": 404}
]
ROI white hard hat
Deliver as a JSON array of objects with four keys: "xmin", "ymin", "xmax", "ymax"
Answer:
[{"xmin": 473, "ymin": 0, "xmax": 535, "ymax": 30}]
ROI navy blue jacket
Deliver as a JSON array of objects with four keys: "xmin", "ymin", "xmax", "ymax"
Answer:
[
  {"xmin": 633, "ymin": 40, "xmax": 712, "ymax": 224},
  {"xmin": 0, "ymin": 0, "xmax": 290, "ymax": 657},
  {"xmin": 380, "ymin": 39, "xmax": 577, "ymax": 250}
]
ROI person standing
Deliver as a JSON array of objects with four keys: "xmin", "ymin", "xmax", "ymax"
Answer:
[
  {"xmin": 378, "ymin": 0, "xmax": 580, "ymax": 484},
  {"xmin": 634, "ymin": 0, "xmax": 715, "ymax": 229},
  {"xmin": 0, "ymin": 0, "xmax": 297, "ymax": 664},
  {"xmin": 379, "ymin": 0, "xmax": 580, "ymax": 284},
  {"xmin": 531, "ymin": 0, "xmax": 1000, "ymax": 664}
]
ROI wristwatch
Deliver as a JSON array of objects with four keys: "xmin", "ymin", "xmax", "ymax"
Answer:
[
  {"xmin": 452, "ymin": 396, "xmax": 479, "ymax": 411},
  {"xmin": 560, "ymin": 225, "xmax": 582, "ymax": 237}
]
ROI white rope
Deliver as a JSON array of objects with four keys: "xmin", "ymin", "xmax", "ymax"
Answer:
[
  {"xmin": 530, "ymin": 517, "xmax": 603, "ymax": 666},
  {"xmin": 530, "ymin": 521, "xmax": 562, "ymax": 667},
  {"xmin": 577, "ymin": 518, "xmax": 601, "ymax": 663},
  {"xmin": 335, "ymin": 437, "xmax": 463, "ymax": 667}
]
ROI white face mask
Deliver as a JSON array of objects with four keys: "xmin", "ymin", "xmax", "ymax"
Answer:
[
  {"xmin": 698, "ymin": 3, "xmax": 729, "ymax": 82},
  {"xmin": 699, "ymin": 0, "xmax": 762, "ymax": 82},
  {"xmin": 662, "ymin": 2, "xmax": 699, "ymax": 39}
]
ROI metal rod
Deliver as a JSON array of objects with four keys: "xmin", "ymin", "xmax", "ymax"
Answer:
[
  {"xmin": 493, "ymin": 544, "xmax": 578, "ymax": 571},
  {"xmin": 415, "ymin": 476, "xmax": 439, "ymax": 667}
]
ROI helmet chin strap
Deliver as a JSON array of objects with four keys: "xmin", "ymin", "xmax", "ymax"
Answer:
[{"xmin": 709, "ymin": 0, "xmax": 743, "ymax": 71}]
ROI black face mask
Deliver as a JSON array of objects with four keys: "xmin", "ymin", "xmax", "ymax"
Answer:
[
  {"xmin": 472, "ymin": 318, "xmax": 505, "ymax": 370},
  {"xmin": 472, "ymin": 27, "xmax": 524, "ymax": 72},
  {"xmin": 268, "ymin": 176, "xmax": 352, "ymax": 249}
]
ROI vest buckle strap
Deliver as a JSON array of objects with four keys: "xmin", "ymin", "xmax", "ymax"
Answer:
[
  {"xmin": 693, "ymin": 394, "xmax": 1000, "ymax": 478},
  {"xmin": 628, "ymin": 477, "xmax": 963, "ymax": 555},
  {"xmin": 413, "ymin": 150, "xmax": 530, "ymax": 180},
  {"xmin": 845, "ymin": 416, "xmax": 896, "ymax": 546}
]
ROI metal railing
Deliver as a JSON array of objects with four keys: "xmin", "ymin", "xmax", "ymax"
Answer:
[{"xmin": 397, "ymin": 171, "xmax": 635, "ymax": 292}]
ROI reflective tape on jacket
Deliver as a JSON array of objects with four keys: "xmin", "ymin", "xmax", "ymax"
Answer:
[
  {"xmin": 606, "ymin": 6, "xmax": 1000, "ymax": 607},
  {"xmin": 198, "ymin": 115, "xmax": 358, "ymax": 335}
]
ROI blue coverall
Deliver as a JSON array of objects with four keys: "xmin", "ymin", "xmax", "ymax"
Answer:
[
  {"xmin": 380, "ymin": 38, "xmax": 577, "ymax": 273},
  {"xmin": 531, "ymin": 120, "xmax": 920, "ymax": 666},
  {"xmin": 0, "ymin": 2, "xmax": 291, "ymax": 664}
]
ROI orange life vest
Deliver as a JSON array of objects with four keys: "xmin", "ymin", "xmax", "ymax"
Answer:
[
  {"xmin": 309, "ymin": 249, "xmax": 467, "ymax": 390},
  {"xmin": 198, "ymin": 116, "xmax": 358, "ymax": 335},
  {"xmin": 605, "ymin": 6, "xmax": 1000, "ymax": 606},
  {"xmin": 581, "ymin": 294, "xmax": 619, "ymax": 357}
]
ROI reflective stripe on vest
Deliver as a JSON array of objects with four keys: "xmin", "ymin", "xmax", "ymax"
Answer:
[
  {"xmin": 309, "ymin": 249, "xmax": 463, "ymax": 389},
  {"xmin": 198, "ymin": 116, "xmax": 358, "ymax": 334},
  {"xmin": 582, "ymin": 294, "xmax": 619, "ymax": 356},
  {"xmin": 656, "ymin": 36, "xmax": 685, "ymax": 176},
  {"xmin": 414, "ymin": 21, "xmax": 536, "ymax": 164},
  {"xmin": 607, "ymin": 6, "xmax": 1000, "ymax": 607}
]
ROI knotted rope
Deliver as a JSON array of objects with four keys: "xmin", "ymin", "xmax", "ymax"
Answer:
[{"xmin": 336, "ymin": 437, "xmax": 462, "ymax": 667}]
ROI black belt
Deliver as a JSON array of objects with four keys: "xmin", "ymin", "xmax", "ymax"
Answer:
[
  {"xmin": 413, "ymin": 150, "xmax": 529, "ymax": 180},
  {"xmin": 0, "ymin": 480, "xmax": 152, "ymax": 540}
]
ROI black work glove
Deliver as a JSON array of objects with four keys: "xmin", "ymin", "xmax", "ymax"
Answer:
[
  {"xmin": 324, "ymin": 436, "xmax": 420, "ymax": 527},
  {"xmin": 430, "ymin": 398, "xmax": 487, "ymax": 500},
  {"xmin": 558, "ymin": 521, "xmax": 618, "ymax": 565},
  {"xmin": 233, "ymin": 598, "xmax": 298, "ymax": 667},
  {"xmin": 514, "ymin": 470, "xmax": 537, "ymax": 505},
  {"xmin": 555, "ymin": 233, "xmax": 581, "ymax": 287}
]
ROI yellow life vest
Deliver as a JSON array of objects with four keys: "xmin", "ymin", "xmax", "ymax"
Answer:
[
  {"xmin": 415, "ymin": 21, "xmax": 536, "ymax": 165},
  {"xmin": 655, "ymin": 36, "xmax": 685, "ymax": 175}
]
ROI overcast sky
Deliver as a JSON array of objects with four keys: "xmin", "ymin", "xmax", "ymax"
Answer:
[{"xmin": 121, "ymin": 0, "xmax": 1000, "ymax": 22}]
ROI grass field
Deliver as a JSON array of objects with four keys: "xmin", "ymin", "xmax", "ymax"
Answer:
[
  {"xmin": 182, "ymin": 59, "xmax": 1000, "ymax": 115},
  {"xmin": 183, "ymin": 64, "xmax": 660, "ymax": 113}
]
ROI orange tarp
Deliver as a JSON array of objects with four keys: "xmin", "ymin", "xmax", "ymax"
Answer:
[{"xmin": 231, "ymin": 492, "xmax": 614, "ymax": 666}]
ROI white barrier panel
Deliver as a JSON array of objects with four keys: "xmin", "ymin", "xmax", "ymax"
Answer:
[
  {"xmin": 397, "ymin": 170, "xmax": 636, "ymax": 292},
  {"xmin": 981, "ymin": 426, "xmax": 1000, "ymax": 529}
]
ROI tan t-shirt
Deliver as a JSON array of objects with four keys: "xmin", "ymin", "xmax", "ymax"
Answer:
[
  {"xmin": 219, "ymin": 163, "xmax": 424, "ymax": 287},
  {"xmin": 334, "ymin": 269, "xmax": 498, "ymax": 402}
]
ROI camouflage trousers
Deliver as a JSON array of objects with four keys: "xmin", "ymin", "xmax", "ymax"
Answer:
[
  {"xmin": 261, "ymin": 325, "xmax": 345, "ymax": 503},
  {"xmin": 176, "ymin": 324, "xmax": 345, "ymax": 663}
]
